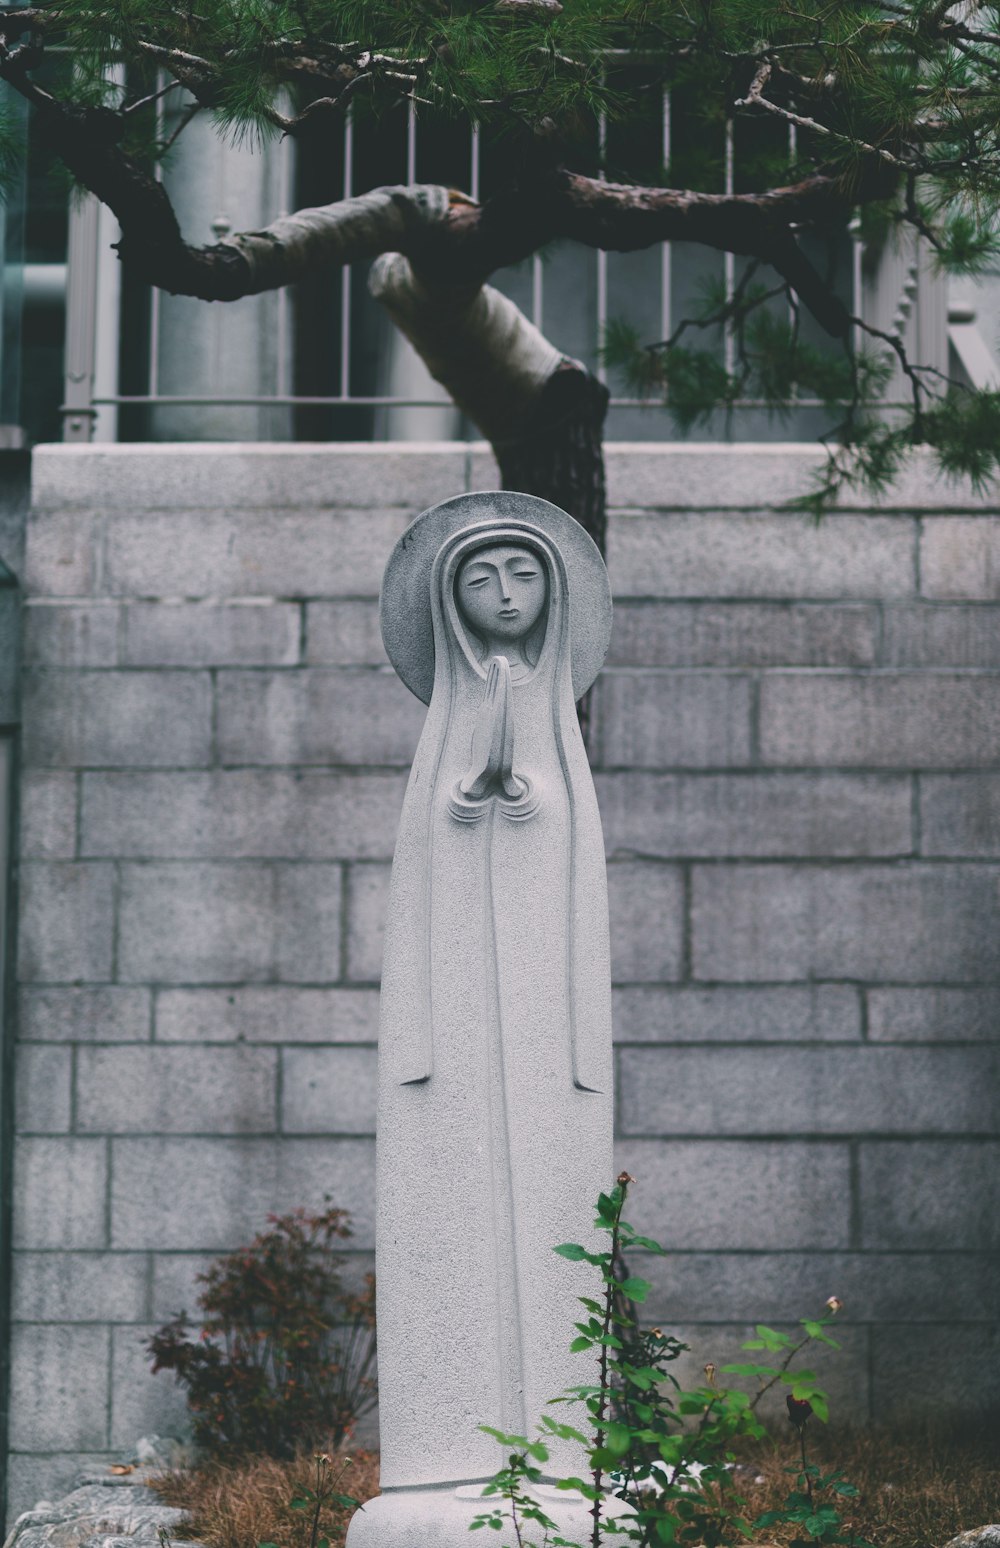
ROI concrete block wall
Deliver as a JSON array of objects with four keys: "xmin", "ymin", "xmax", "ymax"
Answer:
[{"xmin": 5, "ymin": 443, "xmax": 999, "ymax": 1520}]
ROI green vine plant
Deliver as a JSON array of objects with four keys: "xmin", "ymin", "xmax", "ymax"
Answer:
[
  {"xmin": 472, "ymin": 1175, "xmax": 871, "ymax": 1548},
  {"xmin": 260, "ymin": 1452, "xmax": 364, "ymax": 1548}
]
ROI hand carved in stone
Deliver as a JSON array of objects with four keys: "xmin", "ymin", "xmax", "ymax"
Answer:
[{"xmin": 459, "ymin": 655, "xmax": 526, "ymax": 801}]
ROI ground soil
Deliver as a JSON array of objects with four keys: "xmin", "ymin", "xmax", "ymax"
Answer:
[{"xmin": 151, "ymin": 1424, "xmax": 1000, "ymax": 1548}]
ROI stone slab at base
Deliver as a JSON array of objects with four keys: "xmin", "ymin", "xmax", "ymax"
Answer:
[{"xmin": 346, "ymin": 1484, "xmax": 624, "ymax": 1548}]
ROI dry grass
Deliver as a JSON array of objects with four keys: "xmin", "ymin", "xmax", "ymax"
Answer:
[
  {"xmin": 151, "ymin": 1446, "xmax": 380, "ymax": 1548},
  {"xmin": 731, "ymin": 1422, "xmax": 1000, "ymax": 1548},
  {"xmin": 151, "ymin": 1425, "xmax": 1000, "ymax": 1548}
]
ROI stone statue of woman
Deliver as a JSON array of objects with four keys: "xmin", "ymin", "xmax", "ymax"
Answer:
[{"xmin": 348, "ymin": 491, "xmax": 614, "ymax": 1548}]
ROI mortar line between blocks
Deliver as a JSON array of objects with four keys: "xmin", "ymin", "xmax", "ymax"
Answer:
[
  {"xmin": 848, "ymin": 1140, "xmax": 862, "ymax": 1250},
  {"xmin": 680, "ymin": 863, "xmax": 693, "ymax": 984},
  {"xmin": 110, "ymin": 861, "xmax": 121, "ymax": 984},
  {"xmin": 95, "ymin": 509, "xmax": 108, "ymax": 596},
  {"xmin": 275, "ymin": 1044, "xmax": 284, "ymax": 1135},
  {"xmin": 74, "ymin": 771, "xmax": 83, "ymax": 860},
  {"xmin": 209, "ymin": 667, "xmax": 219, "ymax": 767},
  {"xmin": 104, "ymin": 1321, "xmax": 113, "ymax": 1448},
  {"xmin": 338, "ymin": 863, "xmax": 350, "ymax": 985},
  {"xmin": 748, "ymin": 673, "xmax": 761, "ymax": 766},
  {"xmin": 104, "ymin": 1136, "xmax": 113, "ymax": 1252},
  {"xmin": 69, "ymin": 1043, "xmax": 78, "ymax": 1133},
  {"xmin": 298, "ymin": 601, "xmax": 308, "ymax": 666}
]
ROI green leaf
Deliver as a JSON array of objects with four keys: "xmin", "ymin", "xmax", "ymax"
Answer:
[
  {"xmin": 479, "ymin": 1425, "xmax": 530, "ymax": 1446},
  {"xmin": 555, "ymin": 1243, "xmax": 588, "ymax": 1261},
  {"xmin": 539, "ymin": 1414, "xmax": 589, "ymax": 1444},
  {"xmin": 802, "ymin": 1320, "xmax": 841, "ymax": 1348},
  {"xmin": 554, "ymin": 1477, "xmax": 598, "ymax": 1498},
  {"xmin": 752, "ymin": 1325, "xmax": 792, "ymax": 1351},
  {"xmin": 626, "ymin": 1235, "xmax": 667, "ymax": 1255},
  {"xmin": 617, "ymin": 1276, "xmax": 651, "ymax": 1303},
  {"xmin": 605, "ymin": 1420, "xmax": 631, "ymax": 1456},
  {"xmin": 570, "ymin": 1336, "xmax": 592, "ymax": 1353}
]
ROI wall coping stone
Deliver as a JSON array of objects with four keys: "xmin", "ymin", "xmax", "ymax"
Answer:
[{"xmin": 30, "ymin": 441, "xmax": 1000, "ymax": 513}]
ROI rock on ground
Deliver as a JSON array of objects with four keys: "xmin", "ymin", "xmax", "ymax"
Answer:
[
  {"xmin": 2, "ymin": 1443, "xmax": 201, "ymax": 1548},
  {"xmin": 943, "ymin": 1531, "xmax": 1000, "ymax": 1548}
]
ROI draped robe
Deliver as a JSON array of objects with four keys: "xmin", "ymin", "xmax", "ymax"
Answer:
[{"xmin": 374, "ymin": 509, "xmax": 614, "ymax": 1491}]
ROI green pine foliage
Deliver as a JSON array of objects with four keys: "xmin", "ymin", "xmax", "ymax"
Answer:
[{"xmin": 6, "ymin": 0, "xmax": 1000, "ymax": 499}]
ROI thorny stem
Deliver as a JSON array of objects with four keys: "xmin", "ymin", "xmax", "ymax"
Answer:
[
  {"xmin": 591, "ymin": 1182, "xmax": 626, "ymax": 1548},
  {"xmin": 308, "ymin": 1455, "xmax": 327, "ymax": 1548},
  {"xmin": 748, "ymin": 1334, "xmax": 812, "ymax": 1414},
  {"xmin": 800, "ymin": 1427, "xmax": 813, "ymax": 1509}
]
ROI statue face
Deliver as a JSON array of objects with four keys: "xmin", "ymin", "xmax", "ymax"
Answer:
[{"xmin": 456, "ymin": 544, "xmax": 548, "ymax": 644}]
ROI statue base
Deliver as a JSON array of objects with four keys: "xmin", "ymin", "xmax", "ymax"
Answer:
[{"xmin": 346, "ymin": 1482, "xmax": 629, "ymax": 1548}]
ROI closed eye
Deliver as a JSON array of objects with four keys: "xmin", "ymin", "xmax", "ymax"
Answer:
[
  {"xmin": 514, "ymin": 570, "xmax": 538, "ymax": 579},
  {"xmin": 466, "ymin": 576, "xmax": 490, "ymax": 587}
]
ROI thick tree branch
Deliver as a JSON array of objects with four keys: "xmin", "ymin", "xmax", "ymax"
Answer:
[
  {"xmin": 11, "ymin": 52, "xmax": 856, "ymax": 337},
  {"xmin": 369, "ymin": 254, "xmax": 563, "ymax": 444},
  {"xmin": 260, "ymin": 170, "xmax": 854, "ymax": 337}
]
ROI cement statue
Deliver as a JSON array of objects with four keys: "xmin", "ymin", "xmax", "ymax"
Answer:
[{"xmin": 347, "ymin": 491, "xmax": 614, "ymax": 1548}]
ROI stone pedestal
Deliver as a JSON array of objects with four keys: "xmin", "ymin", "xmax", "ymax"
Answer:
[{"xmin": 348, "ymin": 1484, "xmax": 613, "ymax": 1548}]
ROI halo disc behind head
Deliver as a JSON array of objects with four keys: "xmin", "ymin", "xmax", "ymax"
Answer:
[{"xmin": 380, "ymin": 491, "xmax": 613, "ymax": 705}]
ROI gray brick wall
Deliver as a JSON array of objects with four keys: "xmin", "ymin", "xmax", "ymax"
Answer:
[{"xmin": 5, "ymin": 444, "xmax": 999, "ymax": 1521}]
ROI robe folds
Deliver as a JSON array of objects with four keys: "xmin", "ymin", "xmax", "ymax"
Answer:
[{"xmin": 374, "ymin": 497, "xmax": 614, "ymax": 1490}]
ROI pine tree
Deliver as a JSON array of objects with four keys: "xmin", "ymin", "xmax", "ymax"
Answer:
[{"xmin": 3, "ymin": 0, "xmax": 1000, "ymax": 532}]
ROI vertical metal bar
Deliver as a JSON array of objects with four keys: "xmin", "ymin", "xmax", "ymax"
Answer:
[
  {"xmin": 470, "ymin": 123, "xmax": 480, "ymax": 203},
  {"xmin": 91, "ymin": 198, "xmax": 122, "ymax": 442},
  {"xmin": 276, "ymin": 100, "xmax": 293, "ymax": 400},
  {"xmin": 149, "ymin": 74, "xmax": 168, "ymax": 401},
  {"xmin": 851, "ymin": 215, "xmax": 864, "ymax": 358},
  {"xmin": 786, "ymin": 120, "xmax": 797, "ymax": 405},
  {"xmin": 787, "ymin": 121, "xmax": 797, "ymax": 335},
  {"xmin": 148, "ymin": 283, "xmax": 161, "ymax": 399},
  {"xmin": 407, "ymin": 98, "xmax": 417, "ymax": 187},
  {"xmin": 660, "ymin": 88, "xmax": 671, "ymax": 342},
  {"xmin": 340, "ymin": 108, "xmax": 354, "ymax": 399},
  {"xmin": 532, "ymin": 255, "xmax": 543, "ymax": 331},
  {"xmin": 724, "ymin": 118, "xmax": 735, "ymax": 375},
  {"xmin": 596, "ymin": 100, "xmax": 608, "ymax": 382},
  {"xmin": 61, "ymin": 193, "xmax": 100, "ymax": 440}
]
